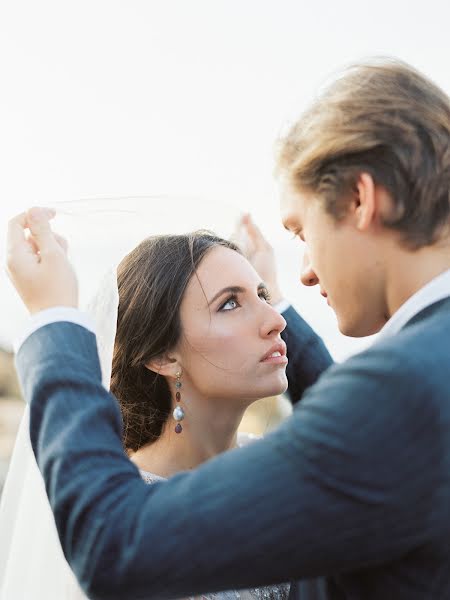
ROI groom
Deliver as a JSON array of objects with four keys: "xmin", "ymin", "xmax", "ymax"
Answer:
[{"xmin": 7, "ymin": 59, "xmax": 450, "ymax": 600}]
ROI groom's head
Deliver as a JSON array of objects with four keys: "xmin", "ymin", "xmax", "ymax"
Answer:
[{"xmin": 278, "ymin": 59, "xmax": 450, "ymax": 337}]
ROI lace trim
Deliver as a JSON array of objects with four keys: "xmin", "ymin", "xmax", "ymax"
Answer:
[{"xmin": 139, "ymin": 433, "xmax": 290, "ymax": 599}]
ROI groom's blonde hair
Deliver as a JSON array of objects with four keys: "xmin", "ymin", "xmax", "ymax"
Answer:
[{"xmin": 277, "ymin": 58, "xmax": 450, "ymax": 249}]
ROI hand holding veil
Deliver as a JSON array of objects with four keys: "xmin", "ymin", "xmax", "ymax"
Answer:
[{"xmin": 0, "ymin": 196, "xmax": 238, "ymax": 599}]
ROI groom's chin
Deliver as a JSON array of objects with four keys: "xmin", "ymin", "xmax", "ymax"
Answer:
[{"xmin": 337, "ymin": 314, "xmax": 387, "ymax": 338}]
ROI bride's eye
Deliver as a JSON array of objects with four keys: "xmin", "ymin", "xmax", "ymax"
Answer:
[{"xmin": 219, "ymin": 295, "xmax": 240, "ymax": 311}]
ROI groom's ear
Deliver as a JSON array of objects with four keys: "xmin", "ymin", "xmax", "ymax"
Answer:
[
  {"xmin": 354, "ymin": 172, "xmax": 394, "ymax": 233},
  {"xmin": 144, "ymin": 354, "xmax": 181, "ymax": 378}
]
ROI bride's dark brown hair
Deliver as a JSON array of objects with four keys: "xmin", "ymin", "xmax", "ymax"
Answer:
[{"xmin": 110, "ymin": 231, "xmax": 240, "ymax": 454}]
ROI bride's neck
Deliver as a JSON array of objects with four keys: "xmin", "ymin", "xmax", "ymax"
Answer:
[{"xmin": 129, "ymin": 395, "xmax": 248, "ymax": 478}]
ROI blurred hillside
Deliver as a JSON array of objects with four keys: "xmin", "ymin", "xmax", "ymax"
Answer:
[
  {"xmin": 0, "ymin": 347, "xmax": 24, "ymax": 495},
  {"xmin": 0, "ymin": 346, "xmax": 21, "ymax": 398}
]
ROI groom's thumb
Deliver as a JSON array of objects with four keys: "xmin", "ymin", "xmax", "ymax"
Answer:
[{"xmin": 26, "ymin": 207, "xmax": 59, "ymax": 254}]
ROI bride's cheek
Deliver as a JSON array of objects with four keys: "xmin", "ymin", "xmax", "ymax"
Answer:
[{"xmin": 188, "ymin": 316, "xmax": 249, "ymax": 360}]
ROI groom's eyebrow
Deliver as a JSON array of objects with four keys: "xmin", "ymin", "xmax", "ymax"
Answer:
[{"xmin": 208, "ymin": 283, "xmax": 267, "ymax": 306}]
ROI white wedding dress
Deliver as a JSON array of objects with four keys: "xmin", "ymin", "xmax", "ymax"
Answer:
[{"xmin": 139, "ymin": 432, "xmax": 290, "ymax": 600}]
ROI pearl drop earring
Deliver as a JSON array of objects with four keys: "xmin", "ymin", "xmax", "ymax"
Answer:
[{"xmin": 173, "ymin": 371, "xmax": 185, "ymax": 434}]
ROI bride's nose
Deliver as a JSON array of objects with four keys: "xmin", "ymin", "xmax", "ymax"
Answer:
[
  {"xmin": 260, "ymin": 304, "xmax": 287, "ymax": 338},
  {"xmin": 300, "ymin": 249, "xmax": 319, "ymax": 287}
]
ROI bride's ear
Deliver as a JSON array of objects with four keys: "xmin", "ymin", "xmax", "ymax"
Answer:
[{"xmin": 144, "ymin": 354, "xmax": 181, "ymax": 378}]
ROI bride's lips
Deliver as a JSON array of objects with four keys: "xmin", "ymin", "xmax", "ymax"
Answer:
[{"xmin": 260, "ymin": 341, "xmax": 288, "ymax": 365}]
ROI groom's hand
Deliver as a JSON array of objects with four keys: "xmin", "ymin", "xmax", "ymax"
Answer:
[
  {"xmin": 233, "ymin": 214, "xmax": 284, "ymax": 305},
  {"xmin": 6, "ymin": 207, "xmax": 79, "ymax": 314}
]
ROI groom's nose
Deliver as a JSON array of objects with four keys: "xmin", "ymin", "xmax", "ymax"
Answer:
[{"xmin": 300, "ymin": 249, "xmax": 319, "ymax": 287}]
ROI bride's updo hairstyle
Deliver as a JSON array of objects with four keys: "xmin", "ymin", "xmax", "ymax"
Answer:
[{"xmin": 110, "ymin": 231, "xmax": 240, "ymax": 454}]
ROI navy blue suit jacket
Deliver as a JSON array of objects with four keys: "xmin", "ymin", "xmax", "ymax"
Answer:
[{"xmin": 16, "ymin": 301, "xmax": 450, "ymax": 599}]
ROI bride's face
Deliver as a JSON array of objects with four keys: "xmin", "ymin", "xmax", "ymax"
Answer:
[{"xmin": 174, "ymin": 246, "xmax": 288, "ymax": 402}]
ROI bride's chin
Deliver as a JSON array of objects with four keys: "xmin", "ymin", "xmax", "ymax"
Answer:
[
  {"xmin": 236, "ymin": 373, "xmax": 288, "ymax": 404},
  {"xmin": 261, "ymin": 375, "xmax": 288, "ymax": 398}
]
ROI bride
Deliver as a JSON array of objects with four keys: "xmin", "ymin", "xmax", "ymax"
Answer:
[{"xmin": 0, "ymin": 219, "xmax": 294, "ymax": 598}]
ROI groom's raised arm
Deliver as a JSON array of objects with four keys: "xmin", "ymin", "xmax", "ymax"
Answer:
[
  {"xmin": 7, "ymin": 209, "xmax": 441, "ymax": 600},
  {"xmin": 16, "ymin": 320, "xmax": 438, "ymax": 600}
]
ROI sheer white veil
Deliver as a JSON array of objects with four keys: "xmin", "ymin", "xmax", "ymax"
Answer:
[{"xmin": 0, "ymin": 197, "xmax": 239, "ymax": 599}]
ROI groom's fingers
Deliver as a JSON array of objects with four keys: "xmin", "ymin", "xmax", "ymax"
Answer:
[
  {"xmin": 230, "ymin": 215, "xmax": 251, "ymax": 254},
  {"xmin": 25, "ymin": 207, "xmax": 59, "ymax": 256},
  {"xmin": 6, "ymin": 212, "xmax": 34, "ymax": 271},
  {"xmin": 25, "ymin": 230, "xmax": 39, "ymax": 255},
  {"xmin": 7, "ymin": 211, "xmax": 27, "ymax": 251},
  {"xmin": 6, "ymin": 208, "xmax": 78, "ymax": 313},
  {"xmin": 242, "ymin": 213, "xmax": 272, "ymax": 251},
  {"xmin": 54, "ymin": 233, "xmax": 69, "ymax": 254},
  {"xmin": 25, "ymin": 210, "xmax": 68, "ymax": 255},
  {"xmin": 6, "ymin": 207, "xmax": 60, "ymax": 278}
]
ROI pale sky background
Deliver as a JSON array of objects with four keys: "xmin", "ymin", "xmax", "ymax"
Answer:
[{"xmin": 0, "ymin": 0, "xmax": 449, "ymax": 358}]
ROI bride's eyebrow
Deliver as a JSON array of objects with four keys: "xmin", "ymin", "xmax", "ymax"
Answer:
[
  {"xmin": 207, "ymin": 283, "xmax": 267, "ymax": 306},
  {"xmin": 207, "ymin": 286, "xmax": 245, "ymax": 306}
]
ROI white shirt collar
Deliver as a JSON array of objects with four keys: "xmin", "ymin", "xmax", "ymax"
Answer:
[{"xmin": 378, "ymin": 268, "xmax": 450, "ymax": 341}]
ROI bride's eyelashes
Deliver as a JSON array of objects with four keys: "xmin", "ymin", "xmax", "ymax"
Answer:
[
  {"xmin": 218, "ymin": 289, "xmax": 272, "ymax": 312},
  {"xmin": 219, "ymin": 294, "xmax": 240, "ymax": 311}
]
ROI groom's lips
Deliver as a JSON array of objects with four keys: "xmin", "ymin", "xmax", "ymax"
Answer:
[{"xmin": 320, "ymin": 289, "xmax": 330, "ymax": 305}]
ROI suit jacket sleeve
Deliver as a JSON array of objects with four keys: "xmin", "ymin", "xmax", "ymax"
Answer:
[
  {"xmin": 281, "ymin": 305, "xmax": 333, "ymax": 404},
  {"xmin": 17, "ymin": 322, "xmax": 439, "ymax": 600}
]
